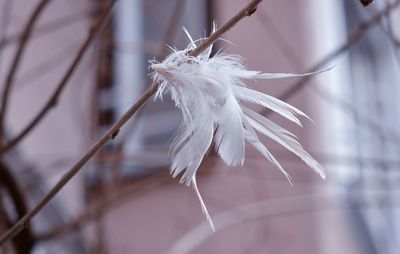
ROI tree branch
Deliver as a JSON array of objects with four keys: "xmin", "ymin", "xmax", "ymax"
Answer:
[
  {"xmin": 0, "ymin": 161, "xmax": 35, "ymax": 253},
  {"xmin": 0, "ymin": 0, "xmax": 115, "ymax": 154},
  {"xmin": 0, "ymin": 0, "xmax": 264, "ymax": 245},
  {"xmin": 0, "ymin": 0, "xmax": 52, "ymax": 142},
  {"xmin": 0, "ymin": 9, "xmax": 91, "ymax": 52}
]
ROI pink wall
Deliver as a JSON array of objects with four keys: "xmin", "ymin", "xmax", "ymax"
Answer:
[
  {"xmin": 98, "ymin": 1, "xmax": 356, "ymax": 254},
  {"xmin": 1, "ymin": 0, "xmax": 359, "ymax": 253},
  {"xmin": 1, "ymin": 0, "xmax": 93, "ymax": 218}
]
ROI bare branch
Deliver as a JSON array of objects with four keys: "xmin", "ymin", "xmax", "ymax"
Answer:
[
  {"xmin": 360, "ymin": 0, "xmax": 375, "ymax": 6},
  {"xmin": 0, "ymin": 0, "xmax": 114, "ymax": 154},
  {"xmin": 0, "ymin": 162, "xmax": 34, "ymax": 253},
  {"xmin": 0, "ymin": 0, "xmax": 52, "ymax": 142},
  {"xmin": 0, "ymin": 8, "xmax": 91, "ymax": 52},
  {"xmin": 0, "ymin": 0, "xmax": 264, "ymax": 245}
]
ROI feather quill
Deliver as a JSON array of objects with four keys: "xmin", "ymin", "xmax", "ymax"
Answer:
[{"xmin": 150, "ymin": 26, "xmax": 327, "ymax": 230}]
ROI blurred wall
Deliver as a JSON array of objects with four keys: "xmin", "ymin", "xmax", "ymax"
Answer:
[
  {"xmin": 99, "ymin": 1, "xmax": 359, "ymax": 254},
  {"xmin": 0, "ymin": 0, "xmax": 363, "ymax": 254},
  {"xmin": 1, "ymin": 0, "xmax": 92, "ymax": 222}
]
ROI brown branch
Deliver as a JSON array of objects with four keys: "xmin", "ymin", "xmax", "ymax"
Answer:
[
  {"xmin": 0, "ymin": 161, "xmax": 35, "ymax": 253},
  {"xmin": 0, "ymin": 0, "xmax": 52, "ymax": 142},
  {"xmin": 0, "ymin": 0, "xmax": 115, "ymax": 155},
  {"xmin": 15, "ymin": 42, "xmax": 81, "ymax": 90},
  {"xmin": 360, "ymin": 0, "xmax": 374, "ymax": 6},
  {"xmin": 0, "ymin": 0, "xmax": 263, "ymax": 245}
]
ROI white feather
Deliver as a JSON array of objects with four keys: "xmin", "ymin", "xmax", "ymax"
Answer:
[
  {"xmin": 242, "ymin": 115, "xmax": 292, "ymax": 184},
  {"xmin": 233, "ymin": 85, "xmax": 309, "ymax": 126},
  {"xmin": 150, "ymin": 26, "xmax": 328, "ymax": 230},
  {"xmin": 243, "ymin": 107, "xmax": 326, "ymax": 179},
  {"xmin": 192, "ymin": 175, "xmax": 215, "ymax": 232},
  {"xmin": 254, "ymin": 68, "xmax": 332, "ymax": 79},
  {"xmin": 213, "ymin": 94, "xmax": 245, "ymax": 166}
]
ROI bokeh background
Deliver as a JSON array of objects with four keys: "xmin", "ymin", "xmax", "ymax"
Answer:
[{"xmin": 1, "ymin": 0, "xmax": 400, "ymax": 253}]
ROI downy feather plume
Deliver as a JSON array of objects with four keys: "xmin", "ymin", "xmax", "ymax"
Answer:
[{"xmin": 150, "ymin": 25, "xmax": 327, "ymax": 231}]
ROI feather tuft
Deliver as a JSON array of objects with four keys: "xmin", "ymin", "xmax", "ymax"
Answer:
[{"xmin": 150, "ymin": 26, "xmax": 328, "ymax": 229}]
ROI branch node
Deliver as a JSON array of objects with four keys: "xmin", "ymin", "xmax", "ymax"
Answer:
[
  {"xmin": 22, "ymin": 219, "xmax": 31, "ymax": 229},
  {"xmin": 49, "ymin": 98, "xmax": 58, "ymax": 107},
  {"xmin": 109, "ymin": 129, "xmax": 120, "ymax": 139},
  {"xmin": 245, "ymin": 6, "xmax": 258, "ymax": 16}
]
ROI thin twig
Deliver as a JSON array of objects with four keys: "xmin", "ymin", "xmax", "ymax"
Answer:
[
  {"xmin": 262, "ymin": 0, "xmax": 400, "ymax": 143},
  {"xmin": 0, "ymin": 8, "xmax": 91, "ymax": 52},
  {"xmin": 0, "ymin": 0, "xmax": 115, "ymax": 155},
  {"xmin": 0, "ymin": 0, "xmax": 263, "ymax": 245},
  {"xmin": 257, "ymin": 1, "xmax": 400, "ymax": 146},
  {"xmin": 381, "ymin": 0, "xmax": 400, "ymax": 69},
  {"xmin": 271, "ymin": 0, "xmax": 400, "ymax": 104},
  {"xmin": 0, "ymin": 162, "xmax": 34, "ymax": 253},
  {"xmin": 0, "ymin": 0, "xmax": 52, "ymax": 142},
  {"xmin": 15, "ymin": 42, "xmax": 81, "ymax": 90}
]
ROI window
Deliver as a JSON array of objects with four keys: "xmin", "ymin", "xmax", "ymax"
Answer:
[{"xmin": 87, "ymin": 0, "xmax": 212, "ymax": 187}]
